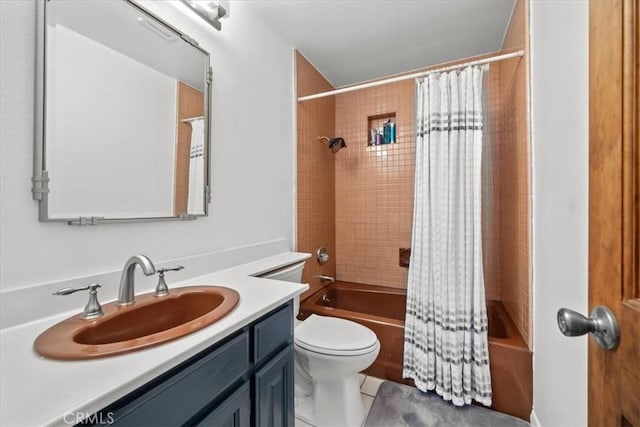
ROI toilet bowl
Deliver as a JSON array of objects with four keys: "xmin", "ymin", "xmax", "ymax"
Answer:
[
  {"xmin": 259, "ymin": 260, "xmax": 380, "ymax": 427},
  {"xmin": 294, "ymin": 314, "xmax": 380, "ymax": 427}
]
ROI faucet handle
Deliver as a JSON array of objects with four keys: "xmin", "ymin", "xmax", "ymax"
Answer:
[
  {"xmin": 156, "ymin": 266, "xmax": 185, "ymax": 274},
  {"xmin": 53, "ymin": 283, "xmax": 103, "ymax": 320},
  {"xmin": 313, "ymin": 275, "xmax": 335, "ymax": 283},
  {"xmin": 53, "ymin": 283, "xmax": 101, "ymax": 295},
  {"xmin": 155, "ymin": 266, "xmax": 184, "ymax": 296}
]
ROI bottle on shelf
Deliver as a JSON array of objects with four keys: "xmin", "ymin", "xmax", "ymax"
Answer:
[{"xmin": 383, "ymin": 120, "xmax": 391, "ymax": 144}]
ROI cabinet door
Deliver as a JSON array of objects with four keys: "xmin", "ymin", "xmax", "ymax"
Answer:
[
  {"xmin": 253, "ymin": 346, "xmax": 294, "ymax": 427},
  {"xmin": 195, "ymin": 382, "xmax": 251, "ymax": 427},
  {"xmin": 102, "ymin": 332, "xmax": 249, "ymax": 426},
  {"xmin": 253, "ymin": 303, "xmax": 292, "ymax": 366}
]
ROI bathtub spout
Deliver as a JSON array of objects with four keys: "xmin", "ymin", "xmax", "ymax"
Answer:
[{"xmin": 314, "ymin": 275, "xmax": 335, "ymax": 283}]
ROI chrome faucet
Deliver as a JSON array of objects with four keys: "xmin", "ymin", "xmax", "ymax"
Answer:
[
  {"xmin": 53, "ymin": 283, "xmax": 104, "ymax": 319},
  {"xmin": 314, "ymin": 275, "xmax": 335, "ymax": 283},
  {"xmin": 117, "ymin": 255, "xmax": 156, "ymax": 306}
]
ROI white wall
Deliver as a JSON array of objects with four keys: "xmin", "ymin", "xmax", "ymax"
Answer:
[
  {"xmin": 0, "ymin": 1, "xmax": 294, "ymax": 291},
  {"xmin": 48, "ymin": 24, "xmax": 176, "ymax": 218},
  {"xmin": 530, "ymin": 1, "xmax": 589, "ymax": 426}
]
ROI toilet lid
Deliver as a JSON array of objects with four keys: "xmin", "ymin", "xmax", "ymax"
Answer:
[{"xmin": 294, "ymin": 315, "xmax": 378, "ymax": 356}]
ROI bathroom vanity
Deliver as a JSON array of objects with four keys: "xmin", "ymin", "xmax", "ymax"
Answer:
[
  {"xmin": 90, "ymin": 302, "xmax": 294, "ymax": 426},
  {"xmin": 0, "ymin": 250, "xmax": 309, "ymax": 426}
]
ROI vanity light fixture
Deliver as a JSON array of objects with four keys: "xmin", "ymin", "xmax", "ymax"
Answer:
[
  {"xmin": 137, "ymin": 17, "xmax": 178, "ymax": 42},
  {"xmin": 180, "ymin": 0, "xmax": 227, "ymax": 31}
]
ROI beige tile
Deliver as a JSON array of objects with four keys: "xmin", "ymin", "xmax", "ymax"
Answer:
[
  {"xmin": 495, "ymin": 0, "xmax": 531, "ymax": 349},
  {"xmin": 295, "ymin": 51, "xmax": 337, "ymax": 301},
  {"xmin": 361, "ymin": 376, "xmax": 385, "ymax": 397},
  {"xmin": 361, "ymin": 393, "xmax": 375, "ymax": 427},
  {"xmin": 359, "ymin": 373, "xmax": 366, "ymax": 386},
  {"xmin": 335, "ymin": 78, "xmax": 414, "ymax": 289},
  {"xmin": 295, "ymin": 417, "xmax": 315, "ymax": 427}
]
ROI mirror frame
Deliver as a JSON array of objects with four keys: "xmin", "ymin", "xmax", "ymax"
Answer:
[{"xmin": 33, "ymin": 0, "xmax": 212, "ymax": 226}]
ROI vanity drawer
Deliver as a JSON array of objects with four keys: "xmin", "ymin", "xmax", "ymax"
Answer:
[
  {"xmin": 106, "ymin": 331, "xmax": 249, "ymax": 426},
  {"xmin": 253, "ymin": 303, "xmax": 293, "ymax": 365}
]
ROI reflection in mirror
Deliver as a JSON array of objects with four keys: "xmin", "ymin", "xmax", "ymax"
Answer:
[
  {"xmin": 34, "ymin": 0, "xmax": 210, "ymax": 224},
  {"xmin": 178, "ymin": 88, "xmax": 205, "ymax": 216}
]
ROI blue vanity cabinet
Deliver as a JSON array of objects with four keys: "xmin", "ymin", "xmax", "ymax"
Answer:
[
  {"xmin": 252, "ymin": 304, "xmax": 295, "ymax": 427},
  {"xmin": 85, "ymin": 301, "xmax": 294, "ymax": 427},
  {"xmin": 195, "ymin": 382, "xmax": 251, "ymax": 427},
  {"xmin": 254, "ymin": 347, "xmax": 295, "ymax": 427}
]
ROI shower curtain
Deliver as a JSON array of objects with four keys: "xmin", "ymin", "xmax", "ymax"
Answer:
[
  {"xmin": 187, "ymin": 118, "xmax": 205, "ymax": 215},
  {"xmin": 403, "ymin": 65, "xmax": 492, "ymax": 407}
]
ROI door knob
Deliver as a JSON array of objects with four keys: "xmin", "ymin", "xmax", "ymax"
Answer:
[{"xmin": 557, "ymin": 306, "xmax": 619, "ymax": 350}]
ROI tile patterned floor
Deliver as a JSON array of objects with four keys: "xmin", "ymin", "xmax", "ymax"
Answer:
[{"xmin": 294, "ymin": 374, "xmax": 384, "ymax": 427}]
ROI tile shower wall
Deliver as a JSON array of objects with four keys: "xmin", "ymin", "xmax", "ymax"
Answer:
[
  {"xmin": 334, "ymin": 81, "xmax": 415, "ymax": 288},
  {"xmin": 483, "ymin": 66, "xmax": 503, "ymax": 303},
  {"xmin": 497, "ymin": 0, "xmax": 532, "ymax": 348},
  {"xmin": 296, "ymin": 52, "xmax": 336, "ymax": 299},
  {"xmin": 334, "ymin": 57, "xmax": 502, "ymax": 294}
]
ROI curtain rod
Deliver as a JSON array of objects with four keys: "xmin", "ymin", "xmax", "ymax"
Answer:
[{"xmin": 297, "ymin": 50, "xmax": 524, "ymax": 102}]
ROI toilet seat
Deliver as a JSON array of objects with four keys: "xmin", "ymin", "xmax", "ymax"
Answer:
[{"xmin": 294, "ymin": 314, "xmax": 379, "ymax": 356}]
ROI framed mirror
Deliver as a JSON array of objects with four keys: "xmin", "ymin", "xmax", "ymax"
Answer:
[{"xmin": 33, "ymin": 0, "xmax": 211, "ymax": 225}]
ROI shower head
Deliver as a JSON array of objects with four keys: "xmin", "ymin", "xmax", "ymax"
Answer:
[
  {"xmin": 329, "ymin": 137, "xmax": 346, "ymax": 153},
  {"xmin": 318, "ymin": 136, "xmax": 347, "ymax": 153}
]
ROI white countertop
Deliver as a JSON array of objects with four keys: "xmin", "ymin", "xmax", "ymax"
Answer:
[{"xmin": 0, "ymin": 252, "xmax": 309, "ymax": 427}]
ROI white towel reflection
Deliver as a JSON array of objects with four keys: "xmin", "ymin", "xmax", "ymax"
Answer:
[{"xmin": 187, "ymin": 118, "xmax": 205, "ymax": 215}]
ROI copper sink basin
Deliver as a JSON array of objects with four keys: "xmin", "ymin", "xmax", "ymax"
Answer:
[{"xmin": 34, "ymin": 286, "xmax": 240, "ymax": 360}]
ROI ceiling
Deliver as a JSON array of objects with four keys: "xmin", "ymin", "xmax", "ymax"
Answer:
[{"xmin": 248, "ymin": 0, "xmax": 516, "ymax": 88}]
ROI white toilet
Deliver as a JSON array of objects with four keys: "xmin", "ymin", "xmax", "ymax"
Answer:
[{"xmin": 260, "ymin": 261, "xmax": 380, "ymax": 427}]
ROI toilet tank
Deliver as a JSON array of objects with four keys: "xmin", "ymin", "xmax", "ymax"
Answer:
[
  {"xmin": 259, "ymin": 261, "xmax": 306, "ymax": 318},
  {"xmin": 260, "ymin": 261, "xmax": 306, "ymax": 282}
]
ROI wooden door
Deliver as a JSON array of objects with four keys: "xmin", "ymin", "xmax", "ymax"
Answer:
[
  {"xmin": 589, "ymin": 1, "xmax": 640, "ymax": 426},
  {"xmin": 175, "ymin": 82, "xmax": 205, "ymax": 216}
]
